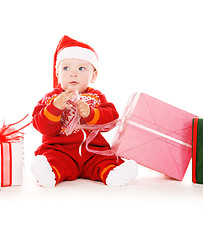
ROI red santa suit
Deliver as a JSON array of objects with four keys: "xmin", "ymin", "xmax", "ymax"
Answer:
[{"xmin": 32, "ymin": 86, "xmax": 124, "ymax": 185}]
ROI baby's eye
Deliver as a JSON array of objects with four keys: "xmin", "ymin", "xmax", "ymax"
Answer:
[
  {"xmin": 63, "ymin": 66, "xmax": 69, "ymax": 71},
  {"xmin": 79, "ymin": 67, "xmax": 85, "ymax": 71}
]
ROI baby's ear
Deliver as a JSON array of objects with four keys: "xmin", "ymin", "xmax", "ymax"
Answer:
[{"xmin": 90, "ymin": 70, "xmax": 98, "ymax": 83}]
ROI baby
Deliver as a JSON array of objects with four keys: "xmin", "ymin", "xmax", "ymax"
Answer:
[{"xmin": 31, "ymin": 35, "xmax": 137, "ymax": 187}]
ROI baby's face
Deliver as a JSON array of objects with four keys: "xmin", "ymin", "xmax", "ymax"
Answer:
[{"xmin": 57, "ymin": 58, "xmax": 97, "ymax": 93}]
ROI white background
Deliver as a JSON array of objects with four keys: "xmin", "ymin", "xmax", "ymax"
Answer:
[{"xmin": 0, "ymin": 0, "xmax": 203, "ymax": 239}]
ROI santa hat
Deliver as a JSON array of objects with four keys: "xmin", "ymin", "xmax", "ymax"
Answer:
[{"xmin": 53, "ymin": 35, "xmax": 99, "ymax": 88}]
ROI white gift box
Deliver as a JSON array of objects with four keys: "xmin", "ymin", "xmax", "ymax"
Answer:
[{"xmin": 0, "ymin": 142, "xmax": 24, "ymax": 187}]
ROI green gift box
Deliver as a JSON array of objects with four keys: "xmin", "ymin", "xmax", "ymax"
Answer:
[{"xmin": 192, "ymin": 118, "xmax": 203, "ymax": 184}]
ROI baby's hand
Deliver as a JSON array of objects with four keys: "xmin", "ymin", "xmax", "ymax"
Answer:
[
  {"xmin": 53, "ymin": 88, "xmax": 76, "ymax": 110},
  {"xmin": 76, "ymin": 100, "xmax": 90, "ymax": 118}
]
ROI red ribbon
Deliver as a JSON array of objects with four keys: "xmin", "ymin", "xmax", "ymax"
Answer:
[
  {"xmin": 1, "ymin": 143, "xmax": 12, "ymax": 187},
  {"xmin": 0, "ymin": 114, "xmax": 31, "ymax": 143}
]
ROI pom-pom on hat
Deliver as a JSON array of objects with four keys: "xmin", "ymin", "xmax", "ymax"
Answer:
[{"xmin": 53, "ymin": 35, "xmax": 99, "ymax": 88}]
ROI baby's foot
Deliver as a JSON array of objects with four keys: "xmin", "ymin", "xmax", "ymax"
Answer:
[
  {"xmin": 31, "ymin": 155, "xmax": 56, "ymax": 188},
  {"xmin": 106, "ymin": 160, "xmax": 138, "ymax": 187}
]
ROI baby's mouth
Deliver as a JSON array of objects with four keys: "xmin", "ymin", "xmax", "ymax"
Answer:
[{"xmin": 69, "ymin": 81, "xmax": 79, "ymax": 86}]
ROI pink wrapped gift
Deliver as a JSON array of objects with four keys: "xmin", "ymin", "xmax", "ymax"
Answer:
[{"xmin": 111, "ymin": 93, "xmax": 197, "ymax": 180}]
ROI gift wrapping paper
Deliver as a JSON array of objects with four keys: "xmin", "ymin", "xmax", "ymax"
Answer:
[
  {"xmin": 192, "ymin": 118, "xmax": 203, "ymax": 184},
  {"xmin": 112, "ymin": 92, "xmax": 197, "ymax": 180}
]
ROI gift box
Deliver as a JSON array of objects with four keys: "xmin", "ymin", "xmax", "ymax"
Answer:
[
  {"xmin": 192, "ymin": 118, "xmax": 203, "ymax": 184},
  {"xmin": 0, "ymin": 115, "xmax": 30, "ymax": 188},
  {"xmin": 111, "ymin": 93, "xmax": 197, "ymax": 180},
  {"xmin": 1, "ymin": 142, "xmax": 24, "ymax": 187}
]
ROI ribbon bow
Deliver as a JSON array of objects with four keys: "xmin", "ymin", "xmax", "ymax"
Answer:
[{"xmin": 0, "ymin": 114, "xmax": 31, "ymax": 143}]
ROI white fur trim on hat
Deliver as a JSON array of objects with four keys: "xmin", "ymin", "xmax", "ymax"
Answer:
[{"xmin": 56, "ymin": 46, "xmax": 99, "ymax": 70}]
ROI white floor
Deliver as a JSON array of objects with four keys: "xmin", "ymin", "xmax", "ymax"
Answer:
[{"xmin": 1, "ymin": 157, "xmax": 203, "ymax": 240}]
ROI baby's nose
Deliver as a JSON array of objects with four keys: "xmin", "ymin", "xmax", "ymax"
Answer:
[{"xmin": 70, "ymin": 70, "xmax": 77, "ymax": 77}]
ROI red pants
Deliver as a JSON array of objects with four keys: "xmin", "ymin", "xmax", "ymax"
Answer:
[{"xmin": 35, "ymin": 141, "xmax": 124, "ymax": 185}]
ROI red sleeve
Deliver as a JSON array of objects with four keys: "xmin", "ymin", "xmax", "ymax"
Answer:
[
  {"xmin": 32, "ymin": 89, "xmax": 64, "ymax": 136},
  {"xmin": 81, "ymin": 89, "xmax": 119, "ymax": 125}
]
